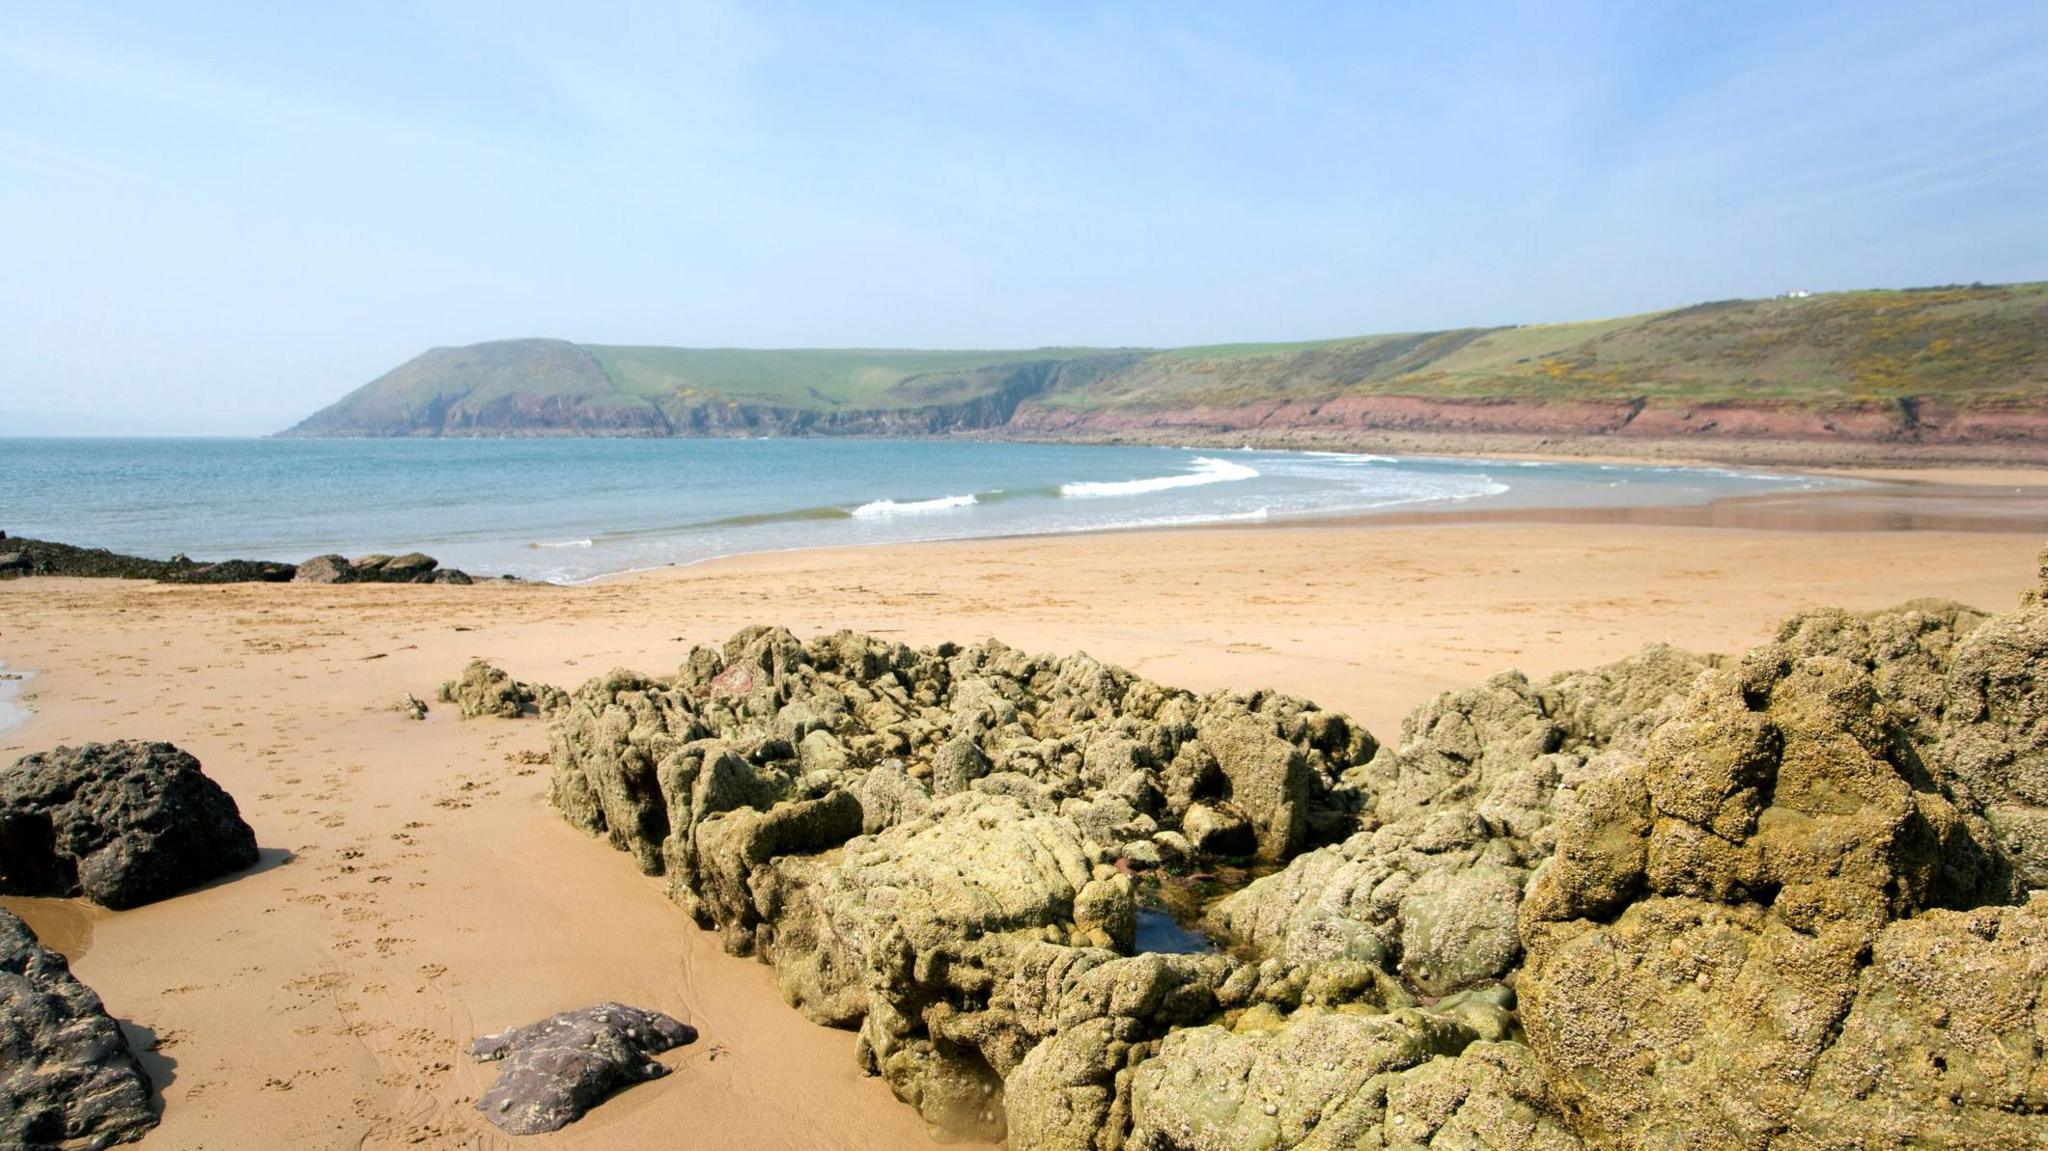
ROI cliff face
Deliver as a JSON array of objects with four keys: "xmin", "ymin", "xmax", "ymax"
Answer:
[
  {"xmin": 1008, "ymin": 393, "xmax": 2048, "ymax": 450},
  {"xmin": 280, "ymin": 283, "xmax": 2048, "ymax": 459}
]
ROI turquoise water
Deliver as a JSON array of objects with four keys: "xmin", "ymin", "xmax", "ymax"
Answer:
[{"xmin": 0, "ymin": 438, "xmax": 1828, "ymax": 582}]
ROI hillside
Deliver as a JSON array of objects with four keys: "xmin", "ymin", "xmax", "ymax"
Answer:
[{"xmin": 282, "ymin": 283, "xmax": 2048, "ymax": 458}]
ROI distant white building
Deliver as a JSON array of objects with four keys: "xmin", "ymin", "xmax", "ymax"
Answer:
[{"xmin": 1780, "ymin": 289, "xmax": 1812, "ymax": 299}]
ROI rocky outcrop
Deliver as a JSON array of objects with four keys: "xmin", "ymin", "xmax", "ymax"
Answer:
[
  {"xmin": 544, "ymin": 627, "xmax": 1376, "ymax": 1139},
  {"xmin": 0, "ymin": 741, "xmax": 260, "ymax": 909},
  {"xmin": 469, "ymin": 1003, "xmax": 698, "ymax": 1134},
  {"xmin": 1207, "ymin": 644, "xmax": 1707, "ymax": 995},
  {"xmin": 0, "ymin": 536, "xmax": 296, "ymax": 582},
  {"xmin": 1513, "ymin": 585, "xmax": 2046, "ymax": 1149},
  {"xmin": 437, "ymin": 661, "xmax": 567, "ymax": 719},
  {"xmin": 0, "ymin": 910, "xmax": 157, "ymax": 1150},
  {"xmin": 538, "ymin": 555, "xmax": 2048, "ymax": 1151},
  {"xmin": 0, "ymin": 534, "xmax": 478, "ymax": 584},
  {"xmin": 1125, "ymin": 1006, "xmax": 1580, "ymax": 1151},
  {"xmin": 1936, "ymin": 592, "xmax": 2048, "ymax": 889}
]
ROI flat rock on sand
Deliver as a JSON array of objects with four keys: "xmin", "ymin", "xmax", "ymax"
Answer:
[
  {"xmin": 470, "ymin": 1002, "xmax": 699, "ymax": 1135},
  {"xmin": 0, "ymin": 909, "xmax": 157, "ymax": 1150}
]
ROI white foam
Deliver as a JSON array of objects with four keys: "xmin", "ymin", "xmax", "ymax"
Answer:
[
  {"xmin": 1299, "ymin": 450, "xmax": 1395, "ymax": 463},
  {"xmin": 532, "ymin": 538, "xmax": 594, "ymax": 549},
  {"xmin": 1060, "ymin": 456, "xmax": 1260, "ymax": 499},
  {"xmin": 851, "ymin": 494, "xmax": 978, "ymax": 518}
]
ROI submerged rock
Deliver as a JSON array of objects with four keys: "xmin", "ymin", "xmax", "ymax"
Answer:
[
  {"xmin": 0, "ymin": 741, "xmax": 259, "ymax": 909},
  {"xmin": 0, "ymin": 910, "xmax": 157, "ymax": 1150},
  {"xmin": 470, "ymin": 1002, "xmax": 697, "ymax": 1135}
]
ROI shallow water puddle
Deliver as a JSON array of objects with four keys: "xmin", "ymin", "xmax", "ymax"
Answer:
[
  {"xmin": 0, "ymin": 896, "xmax": 100, "ymax": 961},
  {"xmin": 1134, "ymin": 908, "xmax": 1214, "ymax": 955}
]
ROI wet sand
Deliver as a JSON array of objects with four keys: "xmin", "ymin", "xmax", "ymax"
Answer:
[{"xmin": 0, "ymin": 472, "xmax": 2040, "ymax": 1149}]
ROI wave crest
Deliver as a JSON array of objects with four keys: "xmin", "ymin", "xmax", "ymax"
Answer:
[
  {"xmin": 851, "ymin": 494, "xmax": 978, "ymax": 518},
  {"xmin": 1060, "ymin": 456, "xmax": 1260, "ymax": 498}
]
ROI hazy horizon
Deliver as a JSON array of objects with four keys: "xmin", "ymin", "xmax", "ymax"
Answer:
[{"xmin": 4, "ymin": 1, "xmax": 2045, "ymax": 434}]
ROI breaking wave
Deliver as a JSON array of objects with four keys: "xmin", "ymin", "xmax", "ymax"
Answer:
[
  {"xmin": 1060, "ymin": 456, "xmax": 1260, "ymax": 498},
  {"xmin": 851, "ymin": 494, "xmax": 979, "ymax": 518}
]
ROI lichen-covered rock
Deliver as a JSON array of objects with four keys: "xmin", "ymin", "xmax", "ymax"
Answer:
[
  {"xmin": 0, "ymin": 741, "xmax": 259, "ymax": 909},
  {"xmin": 1517, "ymin": 651, "xmax": 2011, "ymax": 1148},
  {"xmin": 470, "ymin": 1002, "xmax": 697, "ymax": 1134},
  {"xmin": 438, "ymin": 660, "xmax": 566, "ymax": 720},
  {"xmin": 536, "ymin": 588, "xmax": 2048, "ymax": 1151},
  {"xmin": 1787, "ymin": 894, "xmax": 2048, "ymax": 1147},
  {"xmin": 1935, "ymin": 594, "xmax": 2048, "ymax": 889},
  {"xmin": 1209, "ymin": 646, "xmax": 1707, "ymax": 995},
  {"xmin": 0, "ymin": 910, "xmax": 157, "ymax": 1150},
  {"xmin": 1125, "ymin": 1009, "xmax": 1579, "ymax": 1151}
]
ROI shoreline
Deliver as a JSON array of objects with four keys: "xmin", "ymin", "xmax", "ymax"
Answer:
[
  {"xmin": 10, "ymin": 444, "xmax": 2043, "ymax": 590},
  {"xmin": 576, "ymin": 462, "xmax": 2043, "ymax": 588}
]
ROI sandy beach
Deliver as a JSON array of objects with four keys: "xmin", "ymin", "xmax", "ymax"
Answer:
[{"xmin": 1, "ymin": 474, "xmax": 2043, "ymax": 1150}]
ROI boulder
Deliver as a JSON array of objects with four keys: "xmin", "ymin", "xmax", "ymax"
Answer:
[
  {"xmin": 292, "ymin": 554, "xmax": 354, "ymax": 584},
  {"xmin": 438, "ymin": 660, "xmax": 564, "ymax": 719},
  {"xmin": 1180, "ymin": 803, "xmax": 1253, "ymax": 857},
  {"xmin": 0, "ymin": 742, "xmax": 260, "ymax": 909},
  {"xmin": 381, "ymin": 551, "xmax": 438, "ymax": 580},
  {"xmin": 470, "ymin": 1002, "xmax": 697, "ymax": 1134},
  {"xmin": 0, "ymin": 909, "xmax": 158, "ymax": 1150},
  {"xmin": 1190, "ymin": 712, "xmax": 1313, "ymax": 860}
]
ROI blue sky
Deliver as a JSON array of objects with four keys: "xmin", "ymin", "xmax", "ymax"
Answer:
[{"xmin": 2, "ymin": 1, "xmax": 2044, "ymax": 432}]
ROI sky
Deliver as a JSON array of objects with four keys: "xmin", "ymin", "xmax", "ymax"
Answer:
[{"xmin": 2, "ymin": 1, "xmax": 2045, "ymax": 433}]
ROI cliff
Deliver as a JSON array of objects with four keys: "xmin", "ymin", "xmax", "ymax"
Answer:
[{"xmin": 282, "ymin": 283, "xmax": 2048, "ymax": 461}]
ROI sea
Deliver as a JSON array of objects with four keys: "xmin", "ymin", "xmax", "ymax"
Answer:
[{"xmin": 0, "ymin": 438, "xmax": 1835, "ymax": 584}]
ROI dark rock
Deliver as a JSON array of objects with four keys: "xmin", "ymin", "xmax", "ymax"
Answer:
[
  {"xmin": 382, "ymin": 552, "xmax": 438, "ymax": 580},
  {"xmin": 160, "ymin": 559, "xmax": 296, "ymax": 583},
  {"xmin": 0, "ymin": 552, "xmax": 27, "ymax": 575},
  {"xmin": 293, "ymin": 554, "xmax": 355, "ymax": 584},
  {"xmin": 0, "ymin": 741, "xmax": 260, "ymax": 909},
  {"xmin": 470, "ymin": 1002, "xmax": 697, "ymax": 1134},
  {"xmin": 0, "ymin": 910, "xmax": 157, "ymax": 1150}
]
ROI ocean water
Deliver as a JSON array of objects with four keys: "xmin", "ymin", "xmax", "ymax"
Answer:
[{"xmin": 0, "ymin": 438, "xmax": 1830, "ymax": 583}]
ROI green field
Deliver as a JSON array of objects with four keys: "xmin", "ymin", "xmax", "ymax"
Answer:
[{"xmin": 284, "ymin": 282, "xmax": 2048, "ymax": 436}]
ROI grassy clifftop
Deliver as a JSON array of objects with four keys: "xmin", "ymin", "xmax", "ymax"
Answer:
[
  {"xmin": 282, "ymin": 282, "xmax": 2048, "ymax": 447},
  {"xmin": 1064, "ymin": 283, "xmax": 2046, "ymax": 410}
]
